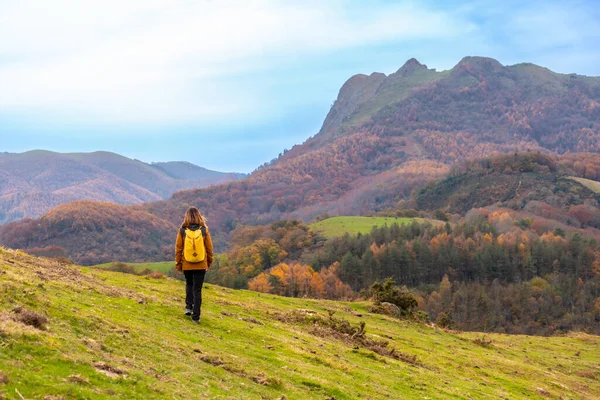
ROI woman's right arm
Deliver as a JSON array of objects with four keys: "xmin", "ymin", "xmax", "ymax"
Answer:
[{"xmin": 175, "ymin": 231, "xmax": 183, "ymax": 271}]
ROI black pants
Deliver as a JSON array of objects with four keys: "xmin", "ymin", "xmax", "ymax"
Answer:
[{"xmin": 184, "ymin": 269, "xmax": 206, "ymax": 321}]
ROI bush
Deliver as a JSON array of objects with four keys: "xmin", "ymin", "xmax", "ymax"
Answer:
[
  {"xmin": 104, "ymin": 263, "xmax": 165, "ymax": 278},
  {"xmin": 395, "ymin": 209, "xmax": 420, "ymax": 218},
  {"xmin": 147, "ymin": 271, "xmax": 166, "ymax": 279},
  {"xmin": 370, "ymin": 278, "xmax": 418, "ymax": 313},
  {"xmin": 434, "ymin": 209, "xmax": 449, "ymax": 221},
  {"xmin": 473, "ymin": 335, "xmax": 493, "ymax": 347},
  {"xmin": 106, "ymin": 262, "xmax": 137, "ymax": 275},
  {"xmin": 167, "ymin": 267, "xmax": 185, "ymax": 281},
  {"xmin": 412, "ymin": 310, "xmax": 430, "ymax": 323},
  {"xmin": 435, "ymin": 312, "xmax": 454, "ymax": 329}
]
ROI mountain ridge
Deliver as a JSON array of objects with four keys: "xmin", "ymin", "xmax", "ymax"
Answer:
[
  {"xmin": 0, "ymin": 150, "xmax": 242, "ymax": 224},
  {"xmin": 310, "ymin": 55, "xmax": 600, "ymax": 154}
]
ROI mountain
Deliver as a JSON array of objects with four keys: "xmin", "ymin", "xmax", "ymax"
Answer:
[
  {"xmin": 293, "ymin": 56, "xmax": 600, "ymax": 160},
  {"xmin": 2, "ymin": 56, "xmax": 600, "ymax": 264},
  {"xmin": 2, "ymin": 248, "xmax": 599, "ymax": 399},
  {"xmin": 151, "ymin": 161, "xmax": 247, "ymax": 180},
  {"xmin": 0, "ymin": 150, "xmax": 242, "ymax": 224}
]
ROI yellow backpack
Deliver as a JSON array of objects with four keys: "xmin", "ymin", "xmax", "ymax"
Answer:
[{"xmin": 181, "ymin": 226, "xmax": 206, "ymax": 263}]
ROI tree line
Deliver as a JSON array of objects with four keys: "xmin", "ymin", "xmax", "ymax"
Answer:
[{"xmin": 207, "ymin": 213, "xmax": 599, "ymax": 334}]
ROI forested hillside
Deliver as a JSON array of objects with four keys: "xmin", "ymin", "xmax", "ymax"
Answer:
[
  {"xmin": 2, "ymin": 57, "xmax": 600, "ymax": 265},
  {"xmin": 0, "ymin": 150, "xmax": 241, "ymax": 223},
  {"xmin": 201, "ymin": 154, "xmax": 600, "ymax": 335}
]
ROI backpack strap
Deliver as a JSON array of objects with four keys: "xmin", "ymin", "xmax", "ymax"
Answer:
[{"xmin": 180, "ymin": 226, "xmax": 206, "ymax": 238}]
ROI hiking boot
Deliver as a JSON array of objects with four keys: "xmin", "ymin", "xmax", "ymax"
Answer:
[
  {"xmin": 185, "ymin": 308, "xmax": 192, "ymax": 316},
  {"xmin": 192, "ymin": 319, "xmax": 200, "ymax": 324}
]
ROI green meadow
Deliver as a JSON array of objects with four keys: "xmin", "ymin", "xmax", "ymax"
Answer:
[
  {"xmin": 309, "ymin": 216, "xmax": 434, "ymax": 238},
  {"xmin": 568, "ymin": 176, "xmax": 600, "ymax": 194}
]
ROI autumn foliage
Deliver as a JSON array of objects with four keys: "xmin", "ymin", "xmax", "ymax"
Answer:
[
  {"xmin": 0, "ymin": 201, "xmax": 176, "ymax": 265},
  {"xmin": 248, "ymin": 262, "xmax": 353, "ymax": 300}
]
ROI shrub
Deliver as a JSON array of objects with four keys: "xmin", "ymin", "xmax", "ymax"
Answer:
[
  {"xmin": 412, "ymin": 310, "xmax": 430, "ymax": 323},
  {"xmin": 147, "ymin": 271, "xmax": 166, "ymax": 279},
  {"xmin": 167, "ymin": 267, "xmax": 185, "ymax": 281},
  {"xmin": 370, "ymin": 278, "xmax": 418, "ymax": 313},
  {"xmin": 473, "ymin": 335, "xmax": 493, "ymax": 347},
  {"xmin": 435, "ymin": 312, "xmax": 454, "ymax": 329},
  {"xmin": 106, "ymin": 262, "xmax": 137, "ymax": 275},
  {"xmin": 434, "ymin": 209, "xmax": 449, "ymax": 221}
]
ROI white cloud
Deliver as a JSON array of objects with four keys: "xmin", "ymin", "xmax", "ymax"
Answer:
[
  {"xmin": 0, "ymin": 0, "xmax": 471, "ymax": 124},
  {"xmin": 510, "ymin": 3, "xmax": 600, "ymax": 51}
]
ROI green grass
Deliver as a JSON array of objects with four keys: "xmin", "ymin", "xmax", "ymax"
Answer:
[
  {"xmin": 309, "ymin": 216, "xmax": 433, "ymax": 238},
  {"xmin": 92, "ymin": 261, "xmax": 174, "ymax": 274},
  {"xmin": 568, "ymin": 176, "xmax": 600, "ymax": 193},
  {"xmin": 1, "ymin": 247, "xmax": 600, "ymax": 399}
]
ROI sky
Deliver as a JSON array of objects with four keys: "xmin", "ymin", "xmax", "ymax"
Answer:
[{"xmin": 1, "ymin": 0, "xmax": 600, "ymax": 173}]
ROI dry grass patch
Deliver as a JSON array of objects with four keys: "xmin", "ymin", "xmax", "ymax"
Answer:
[
  {"xmin": 575, "ymin": 370, "xmax": 599, "ymax": 380},
  {"xmin": 199, "ymin": 355, "xmax": 225, "ymax": 367},
  {"xmin": 66, "ymin": 374, "xmax": 90, "ymax": 385},
  {"xmin": 92, "ymin": 362, "xmax": 126, "ymax": 378},
  {"xmin": 12, "ymin": 307, "xmax": 48, "ymax": 330}
]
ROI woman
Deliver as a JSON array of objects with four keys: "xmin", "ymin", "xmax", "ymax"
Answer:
[{"xmin": 175, "ymin": 206, "xmax": 214, "ymax": 324}]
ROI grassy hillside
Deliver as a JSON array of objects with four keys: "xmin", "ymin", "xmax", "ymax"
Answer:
[
  {"xmin": 2, "ymin": 249, "xmax": 599, "ymax": 399},
  {"xmin": 309, "ymin": 216, "xmax": 431, "ymax": 238}
]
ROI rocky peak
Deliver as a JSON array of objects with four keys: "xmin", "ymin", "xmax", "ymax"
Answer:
[
  {"xmin": 395, "ymin": 58, "xmax": 428, "ymax": 77},
  {"xmin": 455, "ymin": 56, "xmax": 504, "ymax": 74},
  {"xmin": 317, "ymin": 72, "xmax": 386, "ymax": 135}
]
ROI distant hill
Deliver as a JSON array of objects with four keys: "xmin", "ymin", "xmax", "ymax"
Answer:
[
  {"xmin": 3, "ymin": 56, "xmax": 600, "ymax": 264},
  {"xmin": 2, "ymin": 248, "xmax": 599, "ymax": 399},
  {"xmin": 151, "ymin": 161, "xmax": 247, "ymax": 180},
  {"xmin": 0, "ymin": 150, "xmax": 241, "ymax": 223},
  {"xmin": 415, "ymin": 153, "xmax": 600, "ymax": 225},
  {"xmin": 411, "ymin": 154, "xmax": 600, "ymax": 243}
]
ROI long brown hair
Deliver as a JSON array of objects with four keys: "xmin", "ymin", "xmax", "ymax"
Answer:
[{"xmin": 181, "ymin": 206, "xmax": 207, "ymax": 228}]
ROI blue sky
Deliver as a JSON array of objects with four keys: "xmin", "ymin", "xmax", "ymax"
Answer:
[{"xmin": 1, "ymin": 0, "xmax": 600, "ymax": 172}]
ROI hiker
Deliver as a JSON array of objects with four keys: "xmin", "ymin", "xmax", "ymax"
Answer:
[{"xmin": 175, "ymin": 206, "xmax": 214, "ymax": 323}]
